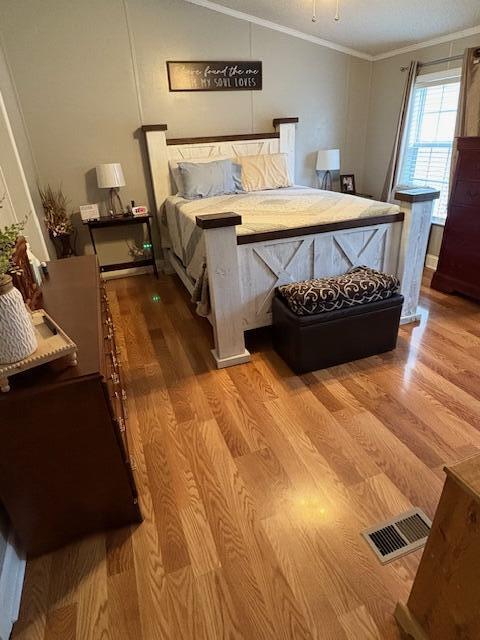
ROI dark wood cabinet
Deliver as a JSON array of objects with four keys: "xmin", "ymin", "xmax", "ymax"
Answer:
[
  {"xmin": 432, "ymin": 137, "xmax": 480, "ymax": 300},
  {"xmin": 0, "ymin": 256, "xmax": 142, "ymax": 557}
]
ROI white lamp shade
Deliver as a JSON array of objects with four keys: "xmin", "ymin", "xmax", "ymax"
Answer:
[
  {"xmin": 316, "ymin": 149, "xmax": 340, "ymax": 171},
  {"xmin": 96, "ymin": 163, "xmax": 125, "ymax": 188}
]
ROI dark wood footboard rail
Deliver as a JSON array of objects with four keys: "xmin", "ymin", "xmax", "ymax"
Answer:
[
  {"xmin": 235, "ymin": 212, "xmax": 405, "ymax": 245},
  {"xmin": 195, "ymin": 211, "xmax": 405, "ymax": 244}
]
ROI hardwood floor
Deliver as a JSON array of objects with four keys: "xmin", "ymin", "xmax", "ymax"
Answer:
[{"xmin": 12, "ymin": 269, "xmax": 480, "ymax": 639}]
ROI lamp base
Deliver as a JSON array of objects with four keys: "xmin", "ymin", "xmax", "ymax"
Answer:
[
  {"xmin": 108, "ymin": 188, "xmax": 125, "ymax": 217},
  {"xmin": 320, "ymin": 170, "xmax": 333, "ymax": 191}
]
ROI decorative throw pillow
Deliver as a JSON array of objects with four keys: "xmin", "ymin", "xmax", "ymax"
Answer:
[
  {"xmin": 277, "ymin": 266, "xmax": 401, "ymax": 316},
  {"xmin": 177, "ymin": 159, "xmax": 236, "ymax": 199},
  {"xmin": 236, "ymin": 153, "xmax": 292, "ymax": 192}
]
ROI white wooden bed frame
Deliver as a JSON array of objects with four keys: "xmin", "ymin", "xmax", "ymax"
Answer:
[{"xmin": 142, "ymin": 118, "xmax": 439, "ymax": 368}]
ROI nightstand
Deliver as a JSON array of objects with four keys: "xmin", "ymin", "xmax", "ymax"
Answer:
[{"xmin": 83, "ymin": 213, "xmax": 158, "ymax": 278}]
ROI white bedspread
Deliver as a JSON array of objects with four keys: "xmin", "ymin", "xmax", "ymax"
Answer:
[{"xmin": 164, "ymin": 186, "xmax": 400, "ymax": 283}]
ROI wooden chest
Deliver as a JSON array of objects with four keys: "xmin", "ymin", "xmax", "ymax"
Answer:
[{"xmin": 0, "ymin": 256, "xmax": 142, "ymax": 556}]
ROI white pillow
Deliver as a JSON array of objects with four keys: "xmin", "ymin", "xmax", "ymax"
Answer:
[
  {"xmin": 235, "ymin": 153, "xmax": 292, "ymax": 192},
  {"xmin": 169, "ymin": 156, "xmax": 231, "ymax": 195}
]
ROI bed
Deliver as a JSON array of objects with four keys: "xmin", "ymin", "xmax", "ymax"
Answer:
[{"xmin": 142, "ymin": 118, "xmax": 439, "ymax": 368}]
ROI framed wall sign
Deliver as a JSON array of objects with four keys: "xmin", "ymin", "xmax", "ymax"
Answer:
[{"xmin": 167, "ymin": 61, "xmax": 262, "ymax": 92}]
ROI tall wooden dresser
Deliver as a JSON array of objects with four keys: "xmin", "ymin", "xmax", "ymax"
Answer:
[
  {"xmin": 0, "ymin": 256, "xmax": 142, "ymax": 557},
  {"xmin": 432, "ymin": 137, "xmax": 480, "ymax": 300}
]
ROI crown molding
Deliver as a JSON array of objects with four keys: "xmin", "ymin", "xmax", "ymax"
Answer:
[
  {"xmin": 372, "ymin": 24, "xmax": 480, "ymax": 61},
  {"xmin": 182, "ymin": 0, "xmax": 373, "ymax": 61}
]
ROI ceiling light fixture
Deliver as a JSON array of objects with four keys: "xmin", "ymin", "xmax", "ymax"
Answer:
[{"xmin": 312, "ymin": 0, "xmax": 341, "ymax": 24}]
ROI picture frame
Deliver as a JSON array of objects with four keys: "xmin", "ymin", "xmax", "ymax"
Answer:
[{"xmin": 340, "ymin": 174, "xmax": 356, "ymax": 194}]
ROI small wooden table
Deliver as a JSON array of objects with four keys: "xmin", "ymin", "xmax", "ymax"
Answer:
[{"xmin": 83, "ymin": 213, "xmax": 158, "ymax": 278}]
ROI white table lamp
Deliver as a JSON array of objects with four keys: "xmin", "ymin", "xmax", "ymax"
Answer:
[
  {"xmin": 96, "ymin": 163, "xmax": 126, "ymax": 216},
  {"xmin": 316, "ymin": 149, "xmax": 340, "ymax": 190}
]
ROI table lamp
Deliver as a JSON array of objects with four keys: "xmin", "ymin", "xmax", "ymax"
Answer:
[
  {"xmin": 96, "ymin": 163, "xmax": 126, "ymax": 216},
  {"xmin": 316, "ymin": 149, "xmax": 340, "ymax": 191}
]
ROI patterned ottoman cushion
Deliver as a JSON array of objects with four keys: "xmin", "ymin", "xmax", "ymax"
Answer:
[{"xmin": 277, "ymin": 266, "xmax": 401, "ymax": 316}]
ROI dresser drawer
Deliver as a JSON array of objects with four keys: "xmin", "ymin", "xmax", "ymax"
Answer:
[
  {"xmin": 451, "ymin": 181, "xmax": 480, "ymax": 208},
  {"xmin": 438, "ymin": 223, "xmax": 480, "ymax": 275},
  {"xmin": 445, "ymin": 204, "xmax": 480, "ymax": 235},
  {"xmin": 104, "ymin": 340, "xmax": 130, "ymax": 453},
  {"xmin": 103, "ymin": 376, "xmax": 133, "ymax": 457},
  {"xmin": 457, "ymin": 151, "xmax": 480, "ymax": 182},
  {"xmin": 99, "ymin": 284, "xmax": 133, "ymax": 472}
]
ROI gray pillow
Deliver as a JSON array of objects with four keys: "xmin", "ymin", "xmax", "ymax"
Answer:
[{"xmin": 178, "ymin": 159, "xmax": 236, "ymax": 199}]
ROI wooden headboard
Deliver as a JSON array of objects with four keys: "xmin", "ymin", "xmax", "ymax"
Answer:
[{"xmin": 141, "ymin": 117, "xmax": 298, "ymax": 219}]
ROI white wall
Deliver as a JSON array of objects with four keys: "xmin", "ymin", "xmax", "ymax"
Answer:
[{"xmin": 0, "ymin": 0, "xmax": 371, "ymax": 263}]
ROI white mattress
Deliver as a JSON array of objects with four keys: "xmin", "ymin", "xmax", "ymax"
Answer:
[{"xmin": 163, "ymin": 186, "xmax": 401, "ymax": 281}]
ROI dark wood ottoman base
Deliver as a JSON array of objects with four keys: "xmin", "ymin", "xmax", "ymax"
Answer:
[{"xmin": 272, "ymin": 293, "xmax": 404, "ymax": 374}]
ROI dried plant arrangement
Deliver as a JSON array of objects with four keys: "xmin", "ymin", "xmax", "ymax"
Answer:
[
  {"xmin": 39, "ymin": 184, "xmax": 74, "ymax": 238},
  {"xmin": 39, "ymin": 185, "xmax": 76, "ymax": 258}
]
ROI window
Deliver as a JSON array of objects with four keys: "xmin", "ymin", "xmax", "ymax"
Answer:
[{"xmin": 398, "ymin": 70, "xmax": 461, "ymax": 222}]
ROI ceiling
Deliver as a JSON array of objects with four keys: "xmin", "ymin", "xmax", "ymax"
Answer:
[{"xmin": 192, "ymin": 0, "xmax": 480, "ymax": 58}]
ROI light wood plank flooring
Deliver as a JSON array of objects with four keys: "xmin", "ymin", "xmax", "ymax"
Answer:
[{"xmin": 12, "ymin": 269, "xmax": 480, "ymax": 639}]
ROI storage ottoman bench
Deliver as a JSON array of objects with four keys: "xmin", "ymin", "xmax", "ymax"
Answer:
[{"xmin": 272, "ymin": 266, "xmax": 404, "ymax": 374}]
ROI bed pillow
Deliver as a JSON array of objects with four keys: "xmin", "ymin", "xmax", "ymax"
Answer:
[
  {"xmin": 177, "ymin": 159, "xmax": 236, "ymax": 199},
  {"xmin": 169, "ymin": 156, "xmax": 244, "ymax": 196},
  {"xmin": 236, "ymin": 153, "xmax": 292, "ymax": 192},
  {"xmin": 169, "ymin": 156, "xmax": 229, "ymax": 194}
]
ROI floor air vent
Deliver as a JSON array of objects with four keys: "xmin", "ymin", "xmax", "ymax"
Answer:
[{"xmin": 362, "ymin": 508, "xmax": 432, "ymax": 564}]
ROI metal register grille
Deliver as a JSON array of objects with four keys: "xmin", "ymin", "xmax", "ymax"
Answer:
[{"xmin": 362, "ymin": 508, "xmax": 432, "ymax": 564}]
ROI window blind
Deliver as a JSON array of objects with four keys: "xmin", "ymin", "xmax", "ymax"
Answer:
[{"xmin": 399, "ymin": 76, "xmax": 461, "ymax": 220}]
